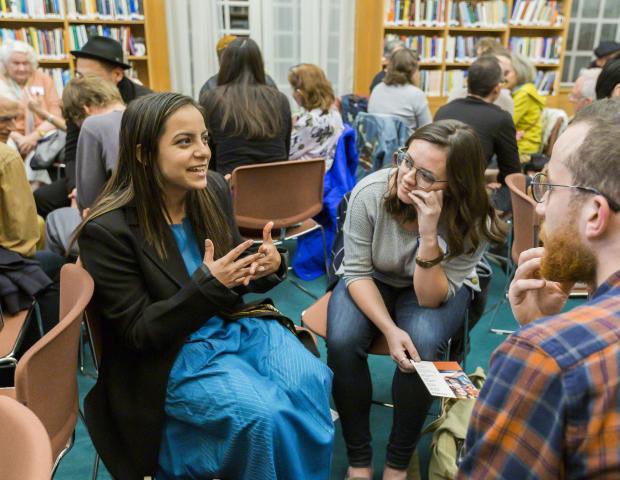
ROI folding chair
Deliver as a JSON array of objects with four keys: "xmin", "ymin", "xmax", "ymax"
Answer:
[
  {"xmin": 230, "ymin": 158, "xmax": 329, "ymax": 299},
  {"xmin": 0, "ymin": 396, "xmax": 53, "ymax": 480},
  {"xmin": 0, "ymin": 263, "xmax": 94, "ymax": 477}
]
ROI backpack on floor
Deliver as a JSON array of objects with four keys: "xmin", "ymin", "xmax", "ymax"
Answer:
[{"xmin": 426, "ymin": 367, "xmax": 486, "ymax": 480}]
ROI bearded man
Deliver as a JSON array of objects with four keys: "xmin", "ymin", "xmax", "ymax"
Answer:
[{"xmin": 458, "ymin": 97, "xmax": 620, "ymax": 479}]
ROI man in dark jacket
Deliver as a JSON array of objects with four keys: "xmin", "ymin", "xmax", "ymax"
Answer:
[
  {"xmin": 34, "ymin": 36, "xmax": 152, "ymax": 217},
  {"xmin": 434, "ymin": 55, "xmax": 521, "ymax": 211}
]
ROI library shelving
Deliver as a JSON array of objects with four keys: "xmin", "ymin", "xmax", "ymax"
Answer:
[
  {"xmin": 354, "ymin": 0, "xmax": 573, "ymax": 102},
  {"xmin": 0, "ymin": 0, "xmax": 170, "ymax": 91}
]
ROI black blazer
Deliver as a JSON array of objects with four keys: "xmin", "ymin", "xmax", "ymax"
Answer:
[{"xmin": 78, "ymin": 172, "xmax": 286, "ymax": 479}]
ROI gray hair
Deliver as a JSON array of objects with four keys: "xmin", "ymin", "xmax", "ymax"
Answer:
[
  {"xmin": 510, "ymin": 52, "xmax": 536, "ymax": 86},
  {"xmin": 0, "ymin": 40, "xmax": 38, "ymax": 73},
  {"xmin": 384, "ymin": 39, "xmax": 406, "ymax": 59},
  {"xmin": 577, "ymin": 68, "xmax": 601, "ymax": 101}
]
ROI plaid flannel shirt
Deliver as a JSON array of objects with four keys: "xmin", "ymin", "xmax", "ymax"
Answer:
[{"xmin": 458, "ymin": 271, "xmax": 620, "ymax": 479}]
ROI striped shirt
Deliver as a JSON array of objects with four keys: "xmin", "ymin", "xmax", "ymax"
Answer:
[{"xmin": 458, "ymin": 271, "xmax": 620, "ymax": 479}]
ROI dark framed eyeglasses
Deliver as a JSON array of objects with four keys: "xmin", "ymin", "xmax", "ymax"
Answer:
[
  {"xmin": 531, "ymin": 172, "xmax": 620, "ymax": 212},
  {"xmin": 394, "ymin": 147, "xmax": 448, "ymax": 190},
  {"xmin": 0, "ymin": 114, "xmax": 17, "ymax": 122}
]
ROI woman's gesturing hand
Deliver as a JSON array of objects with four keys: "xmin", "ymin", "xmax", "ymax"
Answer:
[
  {"xmin": 250, "ymin": 221, "xmax": 282, "ymax": 279},
  {"xmin": 408, "ymin": 189, "xmax": 443, "ymax": 239},
  {"xmin": 203, "ymin": 239, "xmax": 263, "ymax": 288}
]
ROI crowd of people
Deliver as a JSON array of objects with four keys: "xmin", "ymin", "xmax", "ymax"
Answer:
[{"xmin": 1, "ymin": 31, "xmax": 619, "ymax": 480}]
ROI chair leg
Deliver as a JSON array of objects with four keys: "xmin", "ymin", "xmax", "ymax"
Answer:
[
  {"xmin": 51, "ymin": 430, "xmax": 75, "ymax": 478},
  {"xmin": 33, "ymin": 301, "xmax": 44, "ymax": 337},
  {"xmin": 318, "ymin": 224, "xmax": 330, "ymax": 274},
  {"xmin": 288, "ymin": 277, "xmax": 319, "ymax": 300},
  {"xmin": 92, "ymin": 454, "xmax": 100, "ymax": 480}
]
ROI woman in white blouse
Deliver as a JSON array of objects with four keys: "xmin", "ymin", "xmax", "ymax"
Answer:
[{"xmin": 288, "ymin": 63, "xmax": 344, "ymax": 171}]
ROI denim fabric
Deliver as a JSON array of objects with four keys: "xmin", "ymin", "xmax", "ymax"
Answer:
[
  {"xmin": 326, "ymin": 278, "xmax": 471, "ymax": 469},
  {"xmin": 352, "ymin": 112, "xmax": 410, "ymax": 173}
]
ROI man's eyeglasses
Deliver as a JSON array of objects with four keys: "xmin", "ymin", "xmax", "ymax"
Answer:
[
  {"xmin": 394, "ymin": 147, "xmax": 448, "ymax": 190},
  {"xmin": 0, "ymin": 115, "xmax": 17, "ymax": 122},
  {"xmin": 531, "ymin": 172, "xmax": 620, "ymax": 212}
]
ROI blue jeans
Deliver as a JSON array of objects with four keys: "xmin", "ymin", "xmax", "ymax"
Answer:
[{"xmin": 326, "ymin": 278, "xmax": 471, "ymax": 469}]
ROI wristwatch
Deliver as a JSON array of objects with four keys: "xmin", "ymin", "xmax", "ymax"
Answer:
[
  {"xmin": 415, "ymin": 251, "xmax": 445, "ymax": 269},
  {"xmin": 46, "ymin": 114, "xmax": 55, "ymax": 123}
]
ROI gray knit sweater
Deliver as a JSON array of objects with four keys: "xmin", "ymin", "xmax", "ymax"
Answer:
[{"xmin": 342, "ymin": 168, "xmax": 486, "ymax": 299}]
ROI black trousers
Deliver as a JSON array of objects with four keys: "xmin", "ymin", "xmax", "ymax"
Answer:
[{"xmin": 34, "ymin": 178, "xmax": 71, "ymax": 218}]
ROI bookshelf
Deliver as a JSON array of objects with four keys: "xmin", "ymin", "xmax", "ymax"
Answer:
[
  {"xmin": 354, "ymin": 0, "xmax": 572, "ymax": 103},
  {"xmin": 0, "ymin": 0, "xmax": 170, "ymax": 92}
]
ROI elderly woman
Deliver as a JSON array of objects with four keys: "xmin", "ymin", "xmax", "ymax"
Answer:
[
  {"xmin": 0, "ymin": 41, "xmax": 61, "ymax": 158},
  {"xmin": 498, "ymin": 52, "xmax": 545, "ymax": 157}
]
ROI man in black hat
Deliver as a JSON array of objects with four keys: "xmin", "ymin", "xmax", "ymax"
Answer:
[
  {"xmin": 34, "ymin": 36, "xmax": 153, "ymax": 217},
  {"xmin": 590, "ymin": 41, "xmax": 620, "ymax": 68}
]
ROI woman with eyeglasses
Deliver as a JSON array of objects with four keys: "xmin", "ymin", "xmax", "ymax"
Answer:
[{"xmin": 327, "ymin": 120, "xmax": 505, "ymax": 480}]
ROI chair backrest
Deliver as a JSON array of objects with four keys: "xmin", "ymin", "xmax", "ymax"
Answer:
[
  {"xmin": 505, "ymin": 173, "xmax": 540, "ymax": 265},
  {"xmin": 543, "ymin": 116, "xmax": 564, "ymax": 157},
  {"xmin": 0, "ymin": 396, "xmax": 53, "ymax": 480},
  {"xmin": 14, "ymin": 263, "xmax": 94, "ymax": 459},
  {"xmin": 541, "ymin": 107, "xmax": 568, "ymax": 155},
  {"xmin": 230, "ymin": 159, "xmax": 326, "ymax": 230}
]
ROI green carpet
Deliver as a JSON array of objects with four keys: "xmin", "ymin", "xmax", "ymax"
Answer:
[{"xmin": 54, "ymin": 263, "xmax": 581, "ymax": 479}]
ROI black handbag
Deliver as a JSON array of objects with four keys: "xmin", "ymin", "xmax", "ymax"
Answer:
[{"xmin": 30, "ymin": 130, "xmax": 66, "ymax": 170}]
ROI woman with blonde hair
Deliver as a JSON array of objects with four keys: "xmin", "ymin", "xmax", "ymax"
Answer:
[
  {"xmin": 501, "ymin": 52, "xmax": 545, "ymax": 156},
  {"xmin": 288, "ymin": 63, "xmax": 344, "ymax": 170}
]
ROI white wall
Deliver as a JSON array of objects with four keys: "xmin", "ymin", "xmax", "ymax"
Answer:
[{"xmin": 165, "ymin": 0, "xmax": 355, "ymax": 100}]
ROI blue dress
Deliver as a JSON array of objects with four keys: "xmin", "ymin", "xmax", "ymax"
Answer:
[{"xmin": 157, "ymin": 218, "xmax": 335, "ymax": 479}]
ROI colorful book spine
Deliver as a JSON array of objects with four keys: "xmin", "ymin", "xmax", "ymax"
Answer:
[
  {"xmin": 443, "ymin": 69, "xmax": 468, "ymax": 95},
  {"xmin": 510, "ymin": 0, "xmax": 563, "ymax": 26},
  {"xmin": 509, "ymin": 36, "xmax": 561, "ymax": 64},
  {"xmin": 0, "ymin": 27, "xmax": 65, "ymax": 58},
  {"xmin": 385, "ymin": 0, "xmax": 446, "ymax": 26}
]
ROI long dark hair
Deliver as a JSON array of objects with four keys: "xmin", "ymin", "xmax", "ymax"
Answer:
[
  {"xmin": 74, "ymin": 93, "xmax": 232, "ymax": 259},
  {"xmin": 385, "ymin": 120, "xmax": 506, "ymax": 257},
  {"xmin": 201, "ymin": 38, "xmax": 283, "ymax": 139}
]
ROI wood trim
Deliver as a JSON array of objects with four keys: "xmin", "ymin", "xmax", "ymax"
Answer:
[
  {"xmin": 353, "ymin": 0, "xmax": 385, "ymax": 95},
  {"xmin": 143, "ymin": 0, "xmax": 171, "ymax": 92}
]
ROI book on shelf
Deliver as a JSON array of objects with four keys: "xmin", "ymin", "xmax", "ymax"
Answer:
[
  {"xmin": 419, "ymin": 69, "xmax": 441, "ymax": 95},
  {"xmin": 41, "ymin": 67, "xmax": 70, "ymax": 92},
  {"xmin": 69, "ymin": 24, "xmax": 143, "ymax": 56},
  {"xmin": 510, "ymin": 0, "xmax": 563, "ymax": 26},
  {"xmin": 445, "ymin": 35, "xmax": 479, "ymax": 63},
  {"xmin": 443, "ymin": 69, "xmax": 467, "ymax": 96},
  {"xmin": 385, "ymin": 33, "xmax": 443, "ymax": 63},
  {"xmin": 534, "ymin": 70, "xmax": 556, "ymax": 94},
  {"xmin": 385, "ymin": 0, "xmax": 446, "ymax": 27},
  {"xmin": 448, "ymin": 1, "xmax": 508, "ymax": 28},
  {"xmin": 0, "ymin": 27, "xmax": 65, "ymax": 58},
  {"xmin": 66, "ymin": 0, "xmax": 144, "ymax": 20},
  {"xmin": 509, "ymin": 36, "xmax": 561, "ymax": 64},
  {"xmin": 0, "ymin": 0, "xmax": 64, "ymax": 18}
]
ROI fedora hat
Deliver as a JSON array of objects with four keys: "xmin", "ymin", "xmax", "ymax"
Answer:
[{"xmin": 71, "ymin": 36, "xmax": 131, "ymax": 69}]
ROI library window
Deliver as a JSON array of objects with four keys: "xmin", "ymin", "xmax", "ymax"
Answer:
[{"xmin": 562, "ymin": 0, "xmax": 620, "ymax": 84}]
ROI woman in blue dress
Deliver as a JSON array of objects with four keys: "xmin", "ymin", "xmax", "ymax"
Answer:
[{"xmin": 76, "ymin": 92, "xmax": 334, "ymax": 479}]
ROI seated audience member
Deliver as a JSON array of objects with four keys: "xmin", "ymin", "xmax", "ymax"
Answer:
[
  {"xmin": 198, "ymin": 34, "xmax": 277, "ymax": 99},
  {"xmin": 200, "ymin": 38, "xmax": 291, "ymax": 176},
  {"xmin": 0, "ymin": 95, "xmax": 61, "ymax": 333},
  {"xmin": 75, "ymin": 93, "xmax": 334, "ymax": 479},
  {"xmin": 595, "ymin": 56, "xmax": 620, "ymax": 99},
  {"xmin": 458, "ymin": 97, "xmax": 620, "ymax": 479},
  {"xmin": 589, "ymin": 40, "xmax": 620, "ymax": 68},
  {"xmin": 0, "ymin": 41, "xmax": 60, "ymax": 158},
  {"xmin": 288, "ymin": 63, "xmax": 344, "ymax": 170},
  {"xmin": 502, "ymin": 52, "xmax": 545, "ymax": 158},
  {"xmin": 368, "ymin": 49, "xmax": 432, "ymax": 133},
  {"xmin": 34, "ymin": 36, "xmax": 152, "ymax": 218},
  {"xmin": 44, "ymin": 73, "xmax": 126, "ymax": 258},
  {"xmin": 327, "ymin": 120, "xmax": 505, "ymax": 480},
  {"xmin": 369, "ymin": 39, "xmax": 405, "ymax": 93},
  {"xmin": 569, "ymin": 67, "xmax": 601, "ymax": 114},
  {"xmin": 447, "ymin": 39, "xmax": 514, "ymax": 115},
  {"xmin": 435, "ymin": 56, "xmax": 520, "ymax": 194}
]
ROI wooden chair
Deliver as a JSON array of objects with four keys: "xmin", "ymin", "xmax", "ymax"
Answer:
[
  {"xmin": 0, "ymin": 396, "xmax": 53, "ymax": 480},
  {"xmin": 489, "ymin": 173, "xmax": 540, "ymax": 334},
  {"xmin": 0, "ymin": 263, "xmax": 94, "ymax": 477},
  {"xmin": 230, "ymin": 158, "xmax": 329, "ymax": 298}
]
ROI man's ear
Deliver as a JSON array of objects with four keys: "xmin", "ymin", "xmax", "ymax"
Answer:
[
  {"xmin": 112, "ymin": 67, "xmax": 125, "ymax": 84},
  {"xmin": 584, "ymin": 196, "xmax": 611, "ymax": 240},
  {"xmin": 612, "ymin": 83, "xmax": 620, "ymax": 98}
]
